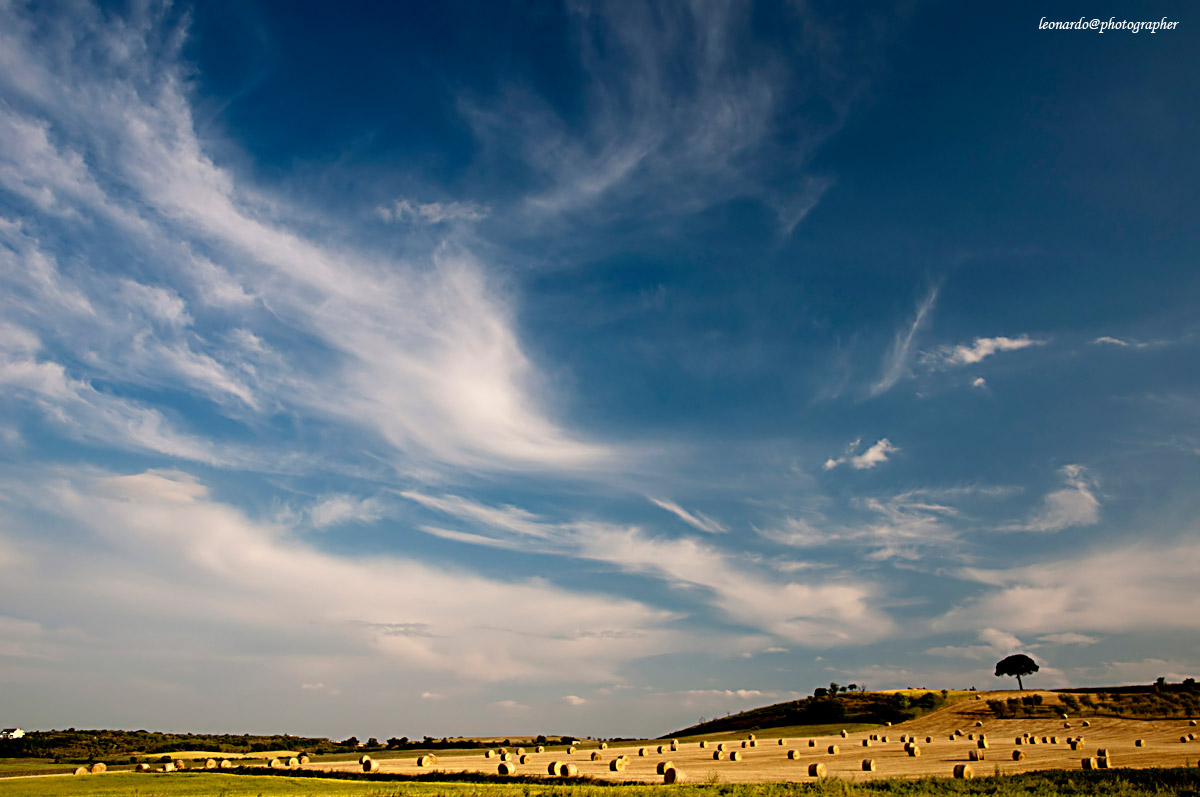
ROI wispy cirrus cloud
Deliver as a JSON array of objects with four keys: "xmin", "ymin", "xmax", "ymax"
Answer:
[
  {"xmin": 647, "ymin": 496, "xmax": 727, "ymax": 533},
  {"xmin": 1000, "ymin": 464, "xmax": 1099, "ymax": 532},
  {"xmin": 870, "ymin": 286, "xmax": 939, "ymax": 396},
  {"xmin": 0, "ymin": 1, "xmax": 610, "ymax": 475}
]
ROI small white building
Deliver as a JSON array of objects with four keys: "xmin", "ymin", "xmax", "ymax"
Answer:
[{"xmin": 1, "ymin": 729, "xmax": 24, "ymax": 739}]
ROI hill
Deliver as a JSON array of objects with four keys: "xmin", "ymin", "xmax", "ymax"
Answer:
[{"xmin": 664, "ymin": 688, "xmax": 971, "ymax": 738}]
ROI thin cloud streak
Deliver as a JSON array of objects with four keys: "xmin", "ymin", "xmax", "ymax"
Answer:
[{"xmin": 870, "ymin": 286, "xmax": 938, "ymax": 396}]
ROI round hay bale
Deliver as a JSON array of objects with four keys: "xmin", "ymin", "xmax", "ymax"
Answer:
[
  {"xmin": 886, "ymin": 721, "xmax": 893, "ymax": 726},
  {"xmin": 613, "ymin": 757, "xmax": 633, "ymax": 773},
  {"xmin": 1191, "ymin": 720, "xmax": 1198, "ymax": 727},
  {"xmin": 501, "ymin": 752, "xmax": 513, "ymax": 762},
  {"xmin": 1013, "ymin": 750, "xmax": 1026, "ymax": 761},
  {"xmin": 1097, "ymin": 748, "xmax": 1110, "ymax": 757},
  {"xmin": 657, "ymin": 760, "xmax": 675, "ymax": 775},
  {"xmin": 1070, "ymin": 741, "xmax": 1081, "ymax": 750},
  {"xmin": 700, "ymin": 740, "xmax": 708, "ymax": 748},
  {"xmin": 740, "ymin": 740, "xmax": 747, "ymax": 748},
  {"xmin": 515, "ymin": 747, "xmax": 525, "ymax": 755},
  {"xmin": 717, "ymin": 743, "xmax": 726, "ymax": 752},
  {"xmin": 975, "ymin": 721, "xmax": 983, "ymax": 727},
  {"xmin": 949, "ymin": 736, "xmax": 956, "ymax": 742},
  {"xmin": 498, "ymin": 761, "xmax": 516, "ymax": 776},
  {"xmin": 74, "ymin": 767, "xmax": 89, "ymax": 776},
  {"xmin": 730, "ymin": 751, "xmax": 742, "ymax": 761},
  {"xmin": 1064, "ymin": 722, "xmax": 1071, "ymax": 728},
  {"xmin": 536, "ymin": 745, "xmax": 545, "ymax": 753},
  {"xmin": 1041, "ymin": 736, "xmax": 1049, "ymax": 744},
  {"xmin": 1082, "ymin": 720, "xmax": 1091, "ymax": 727},
  {"xmin": 1191, "ymin": 734, "xmax": 1197, "ymax": 741},
  {"xmin": 175, "ymin": 760, "xmax": 186, "ymax": 770},
  {"xmin": 840, "ymin": 730, "xmax": 848, "ymax": 738},
  {"xmin": 1098, "ymin": 756, "xmax": 1112, "ymax": 769},
  {"xmin": 1030, "ymin": 737, "xmax": 1038, "ymax": 745},
  {"xmin": 909, "ymin": 746, "xmax": 922, "ymax": 758},
  {"xmin": 712, "ymin": 751, "xmax": 726, "ymax": 761},
  {"xmin": 1183, "ymin": 736, "xmax": 1191, "ymax": 743},
  {"xmin": 362, "ymin": 760, "xmax": 379, "ymax": 773},
  {"xmin": 1016, "ymin": 737, "xmax": 1024, "ymax": 745},
  {"xmin": 663, "ymin": 766, "xmax": 683, "ymax": 784},
  {"xmin": 639, "ymin": 747, "xmax": 648, "ymax": 756},
  {"xmin": 788, "ymin": 750, "xmax": 801, "ymax": 760},
  {"xmin": 204, "ymin": 759, "xmax": 217, "ymax": 770},
  {"xmin": 749, "ymin": 740, "xmax": 757, "ymax": 748},
  {"xmin": 520, "ymin": 755, "xmax": 532, "ymax": 764},
  {"xmin": 900, "ymin": 734, "xmax": 908, "ymax": 742},
  {"xmin": 658, "ymin": 745, "xmax": 666, "ymax": 754},
  {"xmin": 670, "ymin": 743, "xmax": 678, "ymax": 752},
  {"xmin": 287, "ymin": 757, "xmax": 299, "ymax": 767},
  {"xmin": 747, "ymin": 734, "xmax": 755, "ymax": 740},
  {"xmin": 954, "ymin": 764, "xmax": 974, "ymax": 779},
  {"xmin": 547, "ymin": 761, "xmax": 561, "ymax": 775},
  {"xmin": 161, "ymin": 762, "xmax": 176, "ymax": 772},
  {"xmin": 219, "ymin": 759, "xmax": 232, "ymax": 769},
  {"xmin": 89, "ymin": 763, "xmax": 106, "ymax": 774},
  {"xmin": 827, "ymin": 744, "xmax": 839, "ymax": 755},
  {"xmin": 809, "ymin": 739, "xmax": 817, "ymax": 747},
  {"xmin": 269, "ymin": 758, "xmax": 283, "ymax": 769},
  {"xmin": 926, "ymin": 736, "xmax": 933, "ymax": 744},
  {"xmin": 591, "ymin": 751, "xmax": 602, "ymax": 761},
  {"xmin": 1061, "ymin": 713, "xmax": 1069, "ymax": 719},
  {"xmin": 559, "ymin": 762, "xmax": 579, "ymax": 777},
  {"xmin": 670, "ymin": 738, "xmax": 678, "ymax": 745},
  {"xmin": 955, "ymin": 729, "xmax": 963, "ymax": 736},
  {"xmin": 485, "ymin": 749, "xmax": 496, "ymax": 758},
  {"xmin": 967, "ymin": 733, "xmax": 975, "ymax": 740},
  {"xmin": 808, "ymin": 762, "xmax": 827, "ymax": 777},
  {"xmin": 778, "ymin": 738, "xmax": 786, "ymax": 746},
  {"xmin": 136, "ymin": 763, "xmax": 151, "ymax": 772},
  {"xmin": 360, "ymin": 754, "xmax": 372, "ymax": 764},
  {"xmin": 968, "ymin": 749, "xmax": 984, "ymax": 761},
  {"xmin": 417, "ymin": 754, "xmax": 437, "ymax": 767},
  {"xmin": 880, "ymin": 736, "xmax": 889, "ymax": 743},
  {"xmin": 1082, "ymin": 757, "xmax": 1098, "ymax": 770},
  {"xmin": 599, "ymin": 742, "xmax": 608, "ymax": 750},
  {"xmin": 977, "ymin": 739, "xmax": 989, "ymax": 749},
  {"xmin": 862, "ymin": 739, "xmax": 871, "ymax": 747},
  {"xmin": 1135, "ymin": 739, "xmax": 1145, "ymax": 747}
]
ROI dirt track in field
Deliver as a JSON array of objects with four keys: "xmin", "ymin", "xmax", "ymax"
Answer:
[{"xmin": 305, "ymin": 691, "xmax": 1200, "ymax": 783}]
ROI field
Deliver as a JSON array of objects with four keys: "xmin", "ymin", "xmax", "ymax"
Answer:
[{"xmin": 6, "ymin": 691, "xmax": 1200, "ymax": 795}]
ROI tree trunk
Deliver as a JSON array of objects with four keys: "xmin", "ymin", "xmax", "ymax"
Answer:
[{"xmin": 1017, "ymin": 675, "xmax": 1023, "ymax": 690}]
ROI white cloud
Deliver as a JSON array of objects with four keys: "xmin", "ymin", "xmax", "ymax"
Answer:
[
  {"xmin": 376, "ymin": 199, "xmax": 489, "ymax": 225},
  {"xmin": 870, "ymin": 286, "xmax": 938, "ymax": 396},
  {"xmin": 402, "ymin": 492, "xmax": 892, "ymax": 646},
  {"xmin": 823, "ymin": 438, "xmax": 898, "ymax": 471},
  {"xmin": 971, "ymin": 377, "xmax": 987, "ymax": 389},
  {"xmin": 420, "ymin": 692, "xmax": 443, "ymax": 700},
  {"xmin": 1001, "ymin": 464, "xmax": 1099, "ymax": 532},
  {"xmin": 1037, "ymin": 632, "xmax": 1099, "ymax": 646},
  {"xmin": 492, "ymin": 700, "xmax": 529, "ymax": 710},
  {"xmin": 1091, "ymin": 336, "xmax": 1167, "ymax": 349},
  {"xmin": 0, "ymin": 467, "xmax": 689, "ymax": 684},
  {"xmin": 925, "ymin": 628, "xmax": 1024, "ymax": 660},
  {"xmin": 936, "ymin": 536, "xmax": 1200, "ymax": 636},
  {"xmin": 0, "ymin": 3, "xmax": 612, "ymax": 475},
  {"xmin": 310, "ymin": 495, "xmax": 386, "ymax": 528},
  {"xmin": 647, "ymin": 496, "xmax": 726, "ymax": 533},
  {"xmin": 922, "ymin": 335, "xmax": 1045, "ymax": 368},
  {"xmin": 562, "ymin": 695, "xmax": 587, "ymax": 706}
]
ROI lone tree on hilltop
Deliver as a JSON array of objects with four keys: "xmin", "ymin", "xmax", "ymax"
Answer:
[{"xmin": 995, "ymin": 654, "xmax": 1039, "ymax": 690}]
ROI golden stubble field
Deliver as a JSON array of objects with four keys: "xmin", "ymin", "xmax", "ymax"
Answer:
[{"xmin": 308, "ymin": 691, "xmax": 1200, "ymax": 783}]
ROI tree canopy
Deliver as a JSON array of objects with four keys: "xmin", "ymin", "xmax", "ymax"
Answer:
[{"xmin": 995, "ymin": 653, "xmax": 1040, "ymax": 690}]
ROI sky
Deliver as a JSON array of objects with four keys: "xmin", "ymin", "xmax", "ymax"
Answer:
[{"xmin": 0, "ymin": 0, "xmax": 1198, "ymax": 741}]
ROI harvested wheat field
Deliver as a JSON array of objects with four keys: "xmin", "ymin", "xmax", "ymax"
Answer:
[{"xmin": 295, "ymin": 692, "xmax": 1200, "ymax": 784}]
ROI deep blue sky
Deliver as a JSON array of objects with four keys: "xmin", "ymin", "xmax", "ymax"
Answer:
[{"xmin": 0, "ymin": 0, "xmax": 1197, "ymax": 739}]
